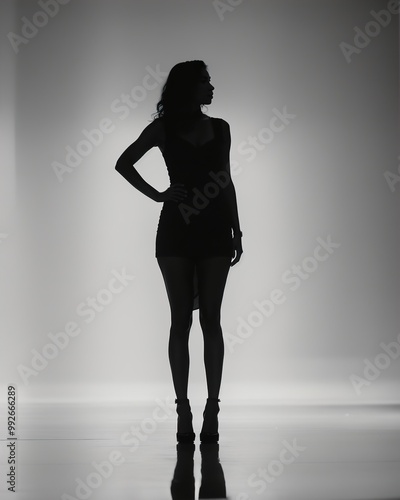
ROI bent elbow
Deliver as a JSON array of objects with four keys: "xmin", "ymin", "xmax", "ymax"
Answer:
[
  {"xmin": 115, "ymin": 158, "xmax": 126, "ymax": 173},
  {"xmin": 115, "ymin": 151, "xmax": 134, "ymax": 172}
]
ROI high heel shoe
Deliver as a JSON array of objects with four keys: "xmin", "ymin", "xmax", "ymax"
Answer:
[
  {"xmin": 200, "ymin": 397, "xmax": 220, "ymax": 443},
  {"xmin": 175, "ymin": 398, "xmax": 196, "ymax": 443}
]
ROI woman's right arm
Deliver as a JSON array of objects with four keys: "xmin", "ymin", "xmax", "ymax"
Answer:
[{"xmin": 115, "ymin": 119, "xmax": 163, "ymax": 202}]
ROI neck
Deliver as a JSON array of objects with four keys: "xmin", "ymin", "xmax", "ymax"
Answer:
[
  {"xmin": 164, "ymin": 107, "xmax": 204, "ymax": 127},
  {"xmin": 178, "ymin": 107, "xmax": 203, "ymax": 119}
]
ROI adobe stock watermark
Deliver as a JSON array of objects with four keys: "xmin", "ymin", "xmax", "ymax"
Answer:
[
  {"xmin": 349, "ymin": 332, "xmax": 400, "ymax": 395},
  {"xmin": 17, "ymin": 267, "xmax": 134, "ymax": 385},
  {"xmin": 177, "ymin": 168, "xmax": 231, "ymax": 224},
  {"xmin": 62, "ymin": 396, "xmax": 175, "ymax": 500},
  {"xmin": 225, "ymin": 235, "xmax": 340, "ymax": 353},
  {"xmin": 213, "ymin": 0, "xmax": 245, "ymax": 22},
  {"xmin": 7, "ymin": 0, "xmax": 71, "ymax": 54},
  {"xmin": 171, "ymin": 104, "xmax": 296, "ymax": 225},
  {"xmin": 206, "ymin": 103, "xmax": 297, "ymax": 188},
  {"xmin": 185, "ymin": 103, "xmax": 296, "ymax": 182},
  {"xmin": 175, "ymin": 104, "xmax": 298, "ymax": 222},
  {"xmin": 237, "ymin": 106, "xmax": 296, "ymax": 163},
  {"xmin": 384, "ymin": 155, "xmax": 400, "ymax": 193},
  {"xmin": 235, "ymin": 439, "xmax": 306, "ymax": 499},
  {"xmin": 52, "ymin": 64, "xmax": 167, "ymax": 183},
  {"xmin": 339, "ymin": 0, "xmax": 400, "ymax": 63}
]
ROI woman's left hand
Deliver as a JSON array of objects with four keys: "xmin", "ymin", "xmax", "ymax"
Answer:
[{"xmin": 231, "ymin": 233, "xmax": 243, "ymax": 266}]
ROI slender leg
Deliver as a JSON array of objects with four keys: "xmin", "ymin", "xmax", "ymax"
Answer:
[
  {"xmin": 157, "ymin": 256, "xmax": 195, "ymax": 400},
  {"xmin": 196, "ymin": 256, "xmax": 231, "ymax": 399}
]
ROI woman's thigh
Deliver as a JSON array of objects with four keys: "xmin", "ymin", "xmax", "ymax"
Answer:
[
  {"xmin": 157, "ymin": 256, "xmax": 196, "ymax": 328},
  {"xmin": 196, "ymin": 256, "xmax": 231, "ymax": 322}
]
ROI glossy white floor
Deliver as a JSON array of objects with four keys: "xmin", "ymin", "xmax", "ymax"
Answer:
[{"xmin": 1, "ymin": 402, "xmax": 400, "ymax": 500}]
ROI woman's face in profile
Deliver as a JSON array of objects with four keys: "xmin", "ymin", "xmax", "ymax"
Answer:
[{"xmin": 192, "ymin": 69, "xmax": 214, "ymax": 106}]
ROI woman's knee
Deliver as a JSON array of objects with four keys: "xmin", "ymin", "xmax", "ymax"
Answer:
[
  {"xmin": 170, "ymin": 312, "xmax": 193, "ymax": 336},
  {"xmin": 199, "ymin": 309, "xmax": 221, "ymax": 332}
]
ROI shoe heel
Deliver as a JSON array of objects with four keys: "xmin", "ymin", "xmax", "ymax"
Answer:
[
  {"xmin": 175, "ymin": 398, "xmax": 196, "ymax": 443},
  {"xmin": 200, "ymin": 397, "xmax": 220, "ymax": 444}
]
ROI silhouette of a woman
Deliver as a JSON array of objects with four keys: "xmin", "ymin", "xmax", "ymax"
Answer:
[{"xmin": 115, "ymin": 60, "xmax": 243, "ymax": 444}]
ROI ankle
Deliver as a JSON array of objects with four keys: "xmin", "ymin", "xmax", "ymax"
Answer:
[
  {"xmin": 175, "ymin": 398, "xmax": 190, "ymax": 404},
  {"xmin": 205, "ymin": 397, "xmax": 220, "ymax": 409},
  {"xmin": 175, "ymin": 398, "xmax": 193, "ymax": 417},
  {"xmin": 175, "ymin": 398, "xmax": 195, "ymax": 442}
]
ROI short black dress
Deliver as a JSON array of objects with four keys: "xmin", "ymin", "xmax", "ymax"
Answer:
[{"xmin": 155, "ymin": 115, "xmax": 234, "ymax": 310}]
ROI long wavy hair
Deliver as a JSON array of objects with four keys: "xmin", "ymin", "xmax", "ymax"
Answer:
[{"xmin": 152, "ymin": 60, "xmax": 208, "ymax": 124}]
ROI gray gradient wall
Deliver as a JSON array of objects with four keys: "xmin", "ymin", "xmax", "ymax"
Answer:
[{"xmin": 1, "ymin": 0, "xmax": 399, "ymax": 403}]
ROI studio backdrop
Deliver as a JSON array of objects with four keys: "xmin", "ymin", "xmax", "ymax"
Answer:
[{"xmin": 1, "ymin": 0, "xmax": 399, "ymax": 404}]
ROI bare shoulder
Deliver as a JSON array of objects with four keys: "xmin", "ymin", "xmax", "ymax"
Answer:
[
  {"xmin": 216, "ymin": 118, "xmax": 231, "ymax": 142},
  {"xmin": 144, "ymin": 117, "xmax": 166, "ymax": 152},
  {"xmin": 141, "ymin": 117, "xmax": 165, "ymax": 147},
  {"xmin": 215, "ymin": 117, "xmax": 230, "ymax": 131},
  {"xmin": 116, "ymin": 117, "xmax": 165, "ymax": 166},
  {"xmin": 217, "ymin": 117, "xmax": 230, "ymax": 126}
]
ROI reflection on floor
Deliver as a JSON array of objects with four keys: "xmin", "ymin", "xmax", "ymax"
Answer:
[{"xmin": 1, "ymin": 402, "xmax": 400, "ymax": 499}]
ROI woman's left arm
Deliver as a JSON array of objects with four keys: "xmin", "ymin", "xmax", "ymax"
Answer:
[{"xmin": 220, "ymin": 119, "xmax": 242, "ymax": 238}]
